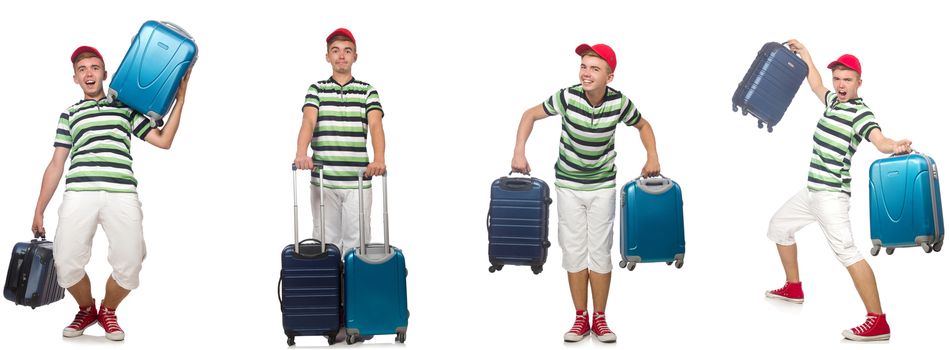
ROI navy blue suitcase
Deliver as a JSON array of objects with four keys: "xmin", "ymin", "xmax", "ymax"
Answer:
[
  {"xmin": 619, "ymin": 176, "xmax": 686, "ymax": 271},
  {"xmin": 4, "ymin": 237, "xmax": 65, "ymax": 308},
  {"xmin": 869, "ymin": 153, "xmax": 944, "ymax": 256},
  {"xmin": 732, "ymin": 42, "xmax": 808, "ymax": 132},
  {"xmin": 279, "ymin": 164, "xmax": 343, "ymax": 346},
  {"xmin": 486, "ymin": 173, "xmax": 551, "ymax": 275}
]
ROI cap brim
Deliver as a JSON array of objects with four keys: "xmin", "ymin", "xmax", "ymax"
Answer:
[{"xmin": 575, "ymin": 44, "xmax": 594, "ymax": 56}]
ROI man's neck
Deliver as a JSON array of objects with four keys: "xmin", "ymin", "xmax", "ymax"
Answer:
[
  {"xmin": 331, "ymin": 72, "xmax": 353, "ymax": 85},
  {"xmin": 83, "ymin": 92, "xmax": 106, "ymax": 100},
  {"xmin": 584, "ymin": 87, "xmax": 607, "ymax": 107}
]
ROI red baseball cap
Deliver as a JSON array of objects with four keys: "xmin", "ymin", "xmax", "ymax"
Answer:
[
  {"xmin": 70, "ymin": 46, "xmax": 103, "ymax": 64},
  {"xmin": 326, "ymin": 27, "xmax": 356, "ymax": 45},
  {"xmin": 827, "ymin": 54, "xmax": 861, "ymax": 75},
  {"xmin": 575, "ymin": 43, "xmax": 617, "ymax": 73}
]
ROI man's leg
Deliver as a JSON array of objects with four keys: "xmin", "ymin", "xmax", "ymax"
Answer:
[
  {"xmin": 340, "ymin": 187, "xmax": 372, "ymax": 253},
  {"xmin": 98, "ymin": 193, "xmax": 147, "ymax": 341},
  {"xmin": 813, "ymin": 191, "xmax": 889, "ymax": 341},
  {"xmin": 53, "ymin": 192, "xmax": 100, "ymax": 338},
  {"xmin": 587, "ymin": 188, "xmax": 616, "ymax": 342},
  {"xmin": 557, "ymin": 187, "xmax": 591, "ymax": 342},
  {"xmin": 765, "ymin": 188, "xmax": 813, "ymax": 303},
  {"xmin": 312, "ymin": 184, "xmax": 344, "ymax": 248}
]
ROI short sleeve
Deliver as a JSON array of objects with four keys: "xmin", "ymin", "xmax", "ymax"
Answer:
[
  {"xmin": 853, "ymin": 110, "xmax": 880, "ymax": 140},
  {"xmin": 366, "ymin": 85, "xmax": 384, "ymax": 118},
  {"xmin": 131, "ymin": 111, "xmax": 156, "ymax": 141},
  {"xmin": 619, "ymin": 96, "xmax": 642, "ymax": 126},
  {"xmin": 824, "ymin": 91, "xmax": 836, "ymax": 107},
  {"xmin": 302, "ymin": 84, "xmax": 320, "ymax": 111},
  {"xmin": 53, "ymin": 112, "xmax": 72, "ymax": 149},
  {"xmin": 542, "ymin": 88, "xmax": 566, "ymax": 116}
]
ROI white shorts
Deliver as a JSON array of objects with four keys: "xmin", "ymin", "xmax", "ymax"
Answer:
[
  {"xmin": 556, "ymin": 187, "xmax": 615, "ymax": 274},
  {"xmin": 310, "ymin": 185, "xmax": 372, "ymax": 253},
  {"xmin": 53, "ymin": 191, "xmax": 146, "ymax": 290},
  {"xmin": 767, "ymin": 188, "xmax": 863, "ymax": 267}
]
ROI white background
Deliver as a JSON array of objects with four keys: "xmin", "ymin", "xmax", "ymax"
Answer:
[{"xmin": 1, "ymin": 0, "xmax": 946, "ymax": 349}]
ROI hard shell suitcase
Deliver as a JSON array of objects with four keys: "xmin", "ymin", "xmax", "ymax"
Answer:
[
  {"xmin": 619, "ymin": 176, "xmax": 686, "ymax": 271},
  {"xmin": 279, "ymin": 164, "xmax": 343, "ymax": 346},
  {"xmin": 108, "ymin": 20, "xmax": 197, "ymax": 125},
  {"xmin": 343, "ymin": 170, "xmax": 409, "ymax": 344},
  {"xmin": 4, "ymin": 237, "xmax": 65, "ymax": 308},
  {"xmin": 869, "ymin": 152, "xmax": 944, "ymax": 255},
  {"xmin": 732, "ymin": 42, "xmax": 808, "ymax": 133},
  {"xmin": 486, "ymin": 173, "xmax": 552, "ymax": 274}
]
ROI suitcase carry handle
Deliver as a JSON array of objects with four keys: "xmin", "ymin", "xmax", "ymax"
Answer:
[
  {"xmin": 160, "ymin": 20, "xmax": 194, "ymax": 40},
  {"xmin": 357, "ymin": 169, "xmax": 391, "ymax": 255},
  {"xmin": 634, "ymin": 174, "xmax": 674, "ymax": 195},
  {"xmin": 500, "ymin": 177, "xmax": 534, "ymax": 191},
  {"xmin": 292, "ymin": 162, "xmax": 327, "ymax": 254}
]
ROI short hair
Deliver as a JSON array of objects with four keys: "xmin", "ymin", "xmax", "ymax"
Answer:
[
  {"xmin": 326, "ymin": 35, "xmax": 356, "ymax": 53},
  {"xmin": 580, "ymin": 50, "xmax": 611, "ymax": 74},
  {"xmin": 830, "ymin": 64, "xmax": 860, "ymax": 78}
]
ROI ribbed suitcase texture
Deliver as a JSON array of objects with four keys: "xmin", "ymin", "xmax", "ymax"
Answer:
[
  {"xmin": 869, "ymin": 153, "xmax": 944, "ymax": 255},
  {"xmin": 4, "ymin": 239, "xmax": 65, "ymax": 308},
  {"xmin": 486, "ymin": 175, "xmax": 551, "ymax": 274},
  {"xmin": 619, "ymin": 176, "xmax": 685, "ymax": 271},
  {"xmin": 732, "ymin": 42, "xmax": 808, "ymax": 132}
]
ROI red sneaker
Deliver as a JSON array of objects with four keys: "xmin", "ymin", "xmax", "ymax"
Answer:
[
  {"xmin": 592, "ymin": 311, "xmax": 616, "ymax": 343},
  {"xmin": 62, "ymin": 304, "xmax": 98, "ymax": 337},
  {"xmin": 765, "ymin": 281, "xmax": 804, "ymax": 303},
  {"xmin": 843, "ymin": 313, "xmax": 890, "ymax": 341},
  {"xmin": 563, "ymin": 310, "xmax": 590, "ymax": 342},
  {"xmin": 98, "ymin": 305, "xmax": 125, "ymax": 341}
]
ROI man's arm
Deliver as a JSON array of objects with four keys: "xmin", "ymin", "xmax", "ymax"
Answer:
[
  {"xmin": 294, "ymin": 106, "xmax": 318, "ymax": 171},
  {"xmin": 632, "ymin": 118, "xmax": 660, "ymax": 177},
  {"xmin": 32, "ymin": 147, "xmax": 69, "ymax": 237},
  {"xmin": 511, "ymin": 104, "xmax": 550, "ymax": 174},
  {"xmin": 786, "ymin": 39, "xmax": 829, "ymax": 103},
  {"xmin": 868, "ymin": 129, "xmax": 912, "ymax": 155},
  {"xmin": 144, "ymin": 67, "xmax": 193, "ymax": 149},
  {"xmin": 365, "ymin": 109, "xmax": 386, "ymax": 177}
]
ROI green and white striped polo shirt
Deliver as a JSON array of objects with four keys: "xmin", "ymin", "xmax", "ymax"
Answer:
[
  {"xmin": 807, "ymin": 91, "xmax": 880, "ymax": 194},
  {"xmin": 303, "ymin": 77, "xmax": 383, "ymax": 189},
  {"xmin": 543, "ymin": 85, "xmax": 642, "ymax": 191},
  {"xmin": 54, "ymin": 99, "xmax": 155, "ymax": 193}
]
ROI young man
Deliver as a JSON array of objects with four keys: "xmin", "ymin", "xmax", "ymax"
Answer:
[
  {"xmin": 765, "ymin": 39, "xmax": 911, "ymax": 341},
  {"xmin": 31, "ymin": 46, "xmax": 193, "ymax": 341},
  {"xmin": 512, "ymin": 43, "xmax": 660, "ymax": 343},
  {"xmin": 293, "ymin": 27, "xmax": 386, "ymax": 252}
]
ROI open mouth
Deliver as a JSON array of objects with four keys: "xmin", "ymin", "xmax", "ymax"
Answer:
[{"xmin": 85, "ymin": 80, "xmax": 95, "ymax": 88}]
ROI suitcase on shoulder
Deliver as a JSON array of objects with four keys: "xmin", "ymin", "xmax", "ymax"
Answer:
[
  {"xmin": 109, "ymin": 20, "xmax": 197, "ymax": 126},
  {"xmin": 4, "ymin": 237, "xmax": 65, "ymax": 308},
  {"xmin": 279, "ymin": 163, "xmax": 343, "ymax": 346},
  {"xmin": 732, "ymin": 42, "xmax": 808, "ymax": 133},
  {"xmin": 343, "ymin": 170, "xmax": 409, "ymax": 344},
  {"xmin": 486, "ymin": 172, "xmax": 551, "ymax": 274},
  {"xmin": 869, "ymin": 152, "xmax": 944, "ymax": 255},
  {"xmin": 619, "ymin": 176, "xmax": 686, "ymax": 271}
]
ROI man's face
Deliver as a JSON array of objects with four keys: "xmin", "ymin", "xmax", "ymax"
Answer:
[
  {"xmin": 73, "ymin": 56, "xmax": 106, "ymax": 99},
  {"xmin": 326, "ymin": 40, "xmax": 357, "ymax": 75},
  {"xmin": 831, "ymin": 68, "xmax": 861, "ymax": 102},
  {"xmin": 578, "ymin": 55, "xmax": 613, "ymax": 93}
]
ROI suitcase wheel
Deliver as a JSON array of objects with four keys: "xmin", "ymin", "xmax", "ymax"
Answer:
[
  {"xmin": 922, "ymin": 242, "xmax": 933, "ymax": 254},
  {"xmin": 396, "ymin": 331, "xmax": 407, "ymax": 343},
  {"xmin": 675, "ymin": 259, "xmax": 684, "ymax": 269},
  {"xmin": 732, "ymin": 104, "xmax": 738, "ymax": 113},
  {"xmin": 666, "ymin": 261, "xmax": 673, "ymax": 266},
  {"xmin": 870, "ymin": 245, "xmax": 881, "ymax": 256},
  {"xmin": 626, "ymin": 262, "xmax": 636, "ymax": 271},
  {"xmin": 488, "ymin": 265, "xmax": 503, "ymax": 273},
  {"xmin": 743, "ymin": 108, "xmax": 749, "ymax": 116},
  {"xmin": 619, "ymin": 260, "xmax": 628, "ymax": 269},
  {"xmin": 325, "ymin": 335, "xmax": 336, "ymax": 346},
  {"xmin": 767, "ymin": 125, "xmax": 774, "ymax": 133},
  {"xmin": 934, "ymin": 240, "xmax": 943, "ymax": 252},
  {"xmin": 532, "ymin": 266, "xmax": 543, "ymax": 275},
  {"xmin": 757, "ymin": 120, "xmax": 764, "ymax": 129},
  {"xmin": 287, "ymin": 336, "xmax": 295, "ymax": 346},
  {"xmin": 885, "ymin": 247, "xmax": 895, "ymax": 255}
]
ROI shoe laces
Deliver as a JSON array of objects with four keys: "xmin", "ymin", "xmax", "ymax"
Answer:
[
  {"xmin": 852, "ymin": 315, "xmax": 878, "ymax": 334},
  {"xmin": 592, "ymin": 312, "xmax": 612, "ymax": 336},
  {"xmin": 68, "ymin": 306, "xmax": 95, "ymax": 329},
  {"xmin": 569, "ymin": 313, "xmax": 589, "ymax": 334},
  {"xmin": 99, "ymin": 307, "xmax": 123, "ymax": 333}
]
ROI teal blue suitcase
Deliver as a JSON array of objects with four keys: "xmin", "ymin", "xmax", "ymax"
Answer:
[
  {"xmin": 343, "ymin": 172, "xmax": 408, "ymax": 344},
  {"xmin": 109, "ymin": 20, "xmax": 197, "ymax": 126},
  {"xmin": 869, "ymin": 153, "xmax": 944, "ymax": 255},
  {"xmin": 619, "ymin": 176, "xmax": 685, "ymax": 271}
]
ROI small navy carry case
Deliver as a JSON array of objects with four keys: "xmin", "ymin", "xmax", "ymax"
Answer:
[
  {"xmin": 486, "ymin": 173, "xmax": 551, "ymax": 275},
  {"xmin": 732, "ymin": 42, "xmax": 808, "ymax": 132}
]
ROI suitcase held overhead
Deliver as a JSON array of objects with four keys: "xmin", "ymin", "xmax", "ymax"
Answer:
[{"xmin": 732, "ymin": 41, "xmax": 808, "ymax": 133}]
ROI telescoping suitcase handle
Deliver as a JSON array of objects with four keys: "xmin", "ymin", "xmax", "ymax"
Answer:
[
  {"xmin": 291, "ymin": 162, "xmax": 328, "ymax": 255},
  {"xmin": 356, "ymin": 169, "xmax": 391, "ymax": 255}
]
